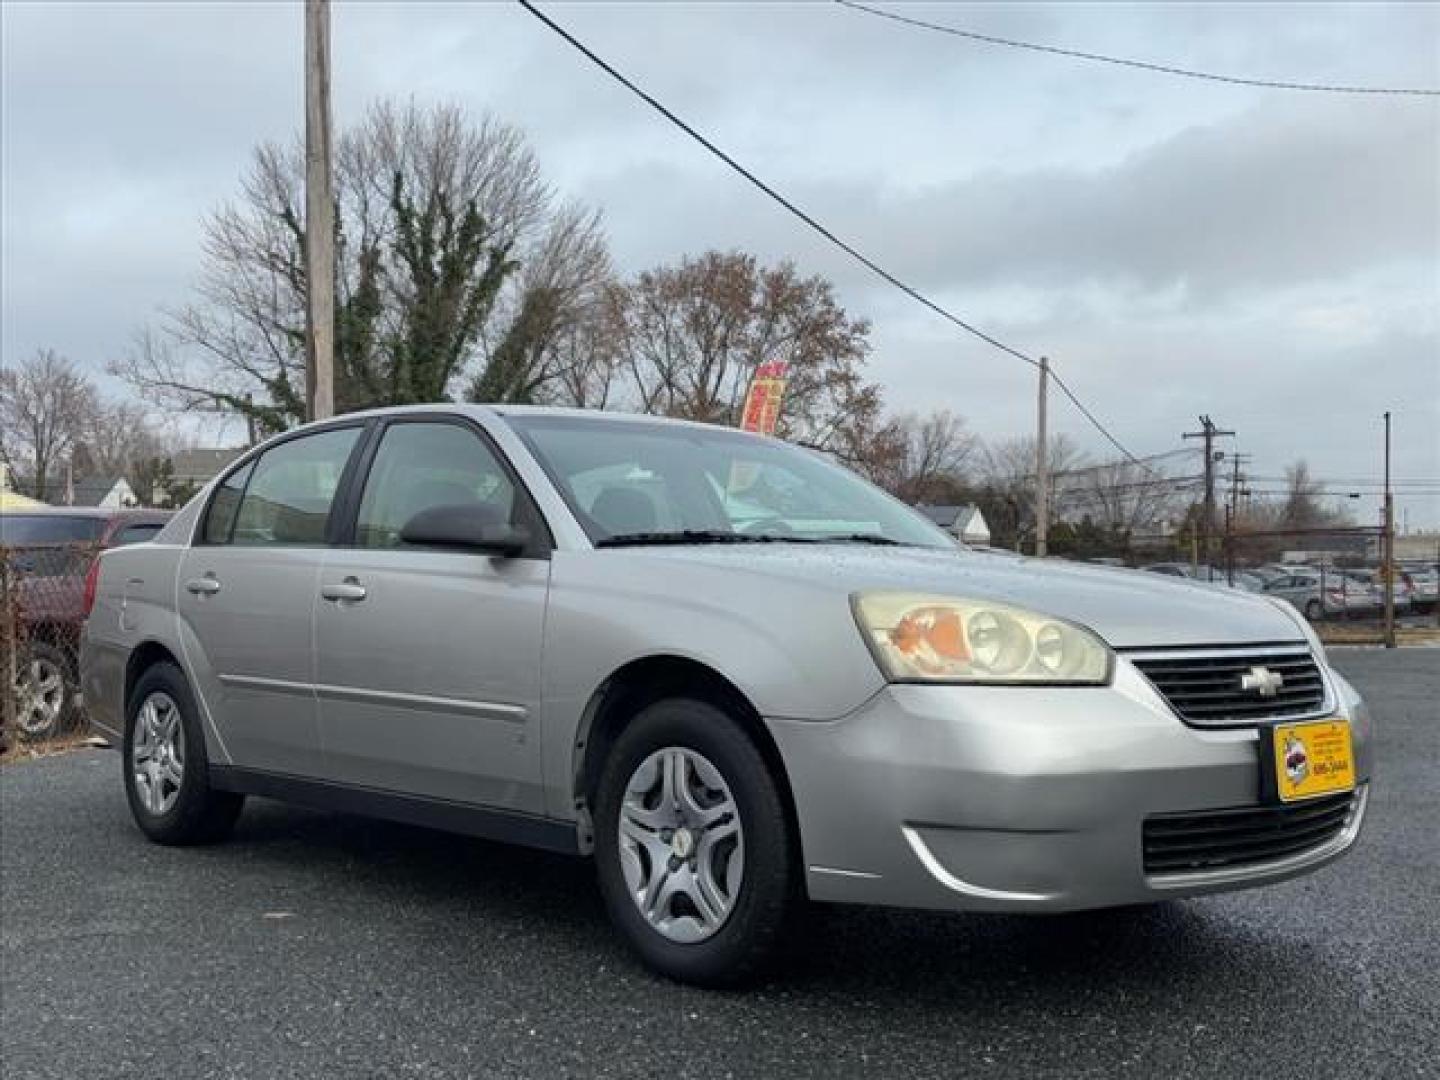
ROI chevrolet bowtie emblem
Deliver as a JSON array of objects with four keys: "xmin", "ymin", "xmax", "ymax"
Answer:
[{"xmin": 1240, "ymin": 665, "xmax": 1285, "ymax": 698}]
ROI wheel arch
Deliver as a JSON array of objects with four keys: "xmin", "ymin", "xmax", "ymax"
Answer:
[
  {"xmin": 124, "ymin": 639, "xmax": 182, "ymax": 709},
  {"xmin": 572, "ymin": 654, "xmax": 801, "ymax": 858}
]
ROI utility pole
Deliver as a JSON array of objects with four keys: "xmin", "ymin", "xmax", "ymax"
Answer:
[
  {"xmin": 1035, "ymin": 356, "xmax": 1050, "ymax": 557},
  {"xmin": 1224, "ymin": 452, "xmax": 1250, "ymax": 586},
  {"xmin": 1183, "ymin": 415, "xmax": 1234, "ymax": 567},
  {"xmin": 1383, "ymin": 411, "xmax": 1395, "ymax": 649},
  {"xmin": 305, "ymin": 0, "xmax": 335, "ymax": 421}
]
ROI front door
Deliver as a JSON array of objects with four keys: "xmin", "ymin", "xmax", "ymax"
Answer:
[
  {"xmin": 178, "ymin": 425, "xmax": 363, "ymax": 776},
  {"xmin": 314, "ymin": 418, "xmax": 550, "ymax": 812}
]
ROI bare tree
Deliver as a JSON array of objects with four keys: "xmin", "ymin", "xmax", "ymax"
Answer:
[
  {"xmin": 1072, "ymin": 459, "xmax": 1186, "ymax": 536},
  {"xmin": 1280, "ymin": 460, "xmax": 1343, "ymax": 529},
  {"xmin": 975, "ymin": 434, "xmax": 1086, "ymax": 551},
  {"xmin": 467, "ymin": 203, "xmax": 613, "ymax": 404},
  {"xmin": 114, "ymin": 100, "xmax": 607, "ymax": 434},
  {"xmin": 614, "ymin": 251, "xmax": 877, "ymax": 452},
  {"xmin": 860, "ymin": 409, "xmax": 977, "ymax": 503},
  {"xmin": 0, "ymin": 349, "xmax": 96, "ymax": 501}
]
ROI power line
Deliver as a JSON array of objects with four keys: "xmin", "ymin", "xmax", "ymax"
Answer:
[
  {"xmin": 836, "ymin": 0, "xmax": 1440, "ymax": 98},
  {"xmin": 517, "ymin": 0, "xmax": 1158, "ymax": 474}
]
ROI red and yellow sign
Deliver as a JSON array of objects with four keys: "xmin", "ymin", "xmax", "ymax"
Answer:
[{"xmin": 739, "ymin": 361, "xmax": 789, "ymax": 435}]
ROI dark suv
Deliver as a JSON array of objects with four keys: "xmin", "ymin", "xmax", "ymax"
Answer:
[{"xmin": 4, "ymin": 508, "xmax": 171, "ymax": 739}]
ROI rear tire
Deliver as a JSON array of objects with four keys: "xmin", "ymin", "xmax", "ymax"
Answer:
[
  {"xmin": 1303, "ymin": 599, "xmax": 1322, "ymax": 621},
  {"xmin": 14, "ymin": 641, "xmax": 76, "ymax": 741},
  {"xmin": 123, "ymin": 661, "xmax": 244, "ymax": 845},
  {"xmin": 594, "ymin": 698, "xmax": 795, "ymax": 987}
]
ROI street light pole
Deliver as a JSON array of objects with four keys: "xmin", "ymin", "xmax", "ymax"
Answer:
[
  {"xmin": 1035, "ymin": 356, "xmax": 1050, "ymax": 557},
  {"xmin": 305, "ymin": 0, "xmax": 335, "ymax": 421},
  {"xmin": 1383, "ymin": 411, "xmax": 1395, "ymax": 648}
]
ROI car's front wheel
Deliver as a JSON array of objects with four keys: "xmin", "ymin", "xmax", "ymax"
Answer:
[
  {"xmin": 593, "ymin": 698, "xmax": 795, "ymax": 986},
  {"xmin": 123, "ymin": 662, "xmax": 244, "ymax": 845}
]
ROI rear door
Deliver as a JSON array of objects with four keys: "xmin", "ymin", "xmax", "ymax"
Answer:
[
  {"xmin": 177, "ymin": 424, "xmax": 363, "ymax": 776},
  {"xmin": 314, "ymin": 417, "xmax": 551, "ymax": 811}
]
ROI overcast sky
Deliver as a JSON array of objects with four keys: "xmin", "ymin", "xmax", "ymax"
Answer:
[{"xmin": 4, "ymin": 1, "xmax": 1438, "ymax": 527}]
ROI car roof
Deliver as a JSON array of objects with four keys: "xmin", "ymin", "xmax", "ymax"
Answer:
[{"xmin": 285, "ymin": 402, "xmax": 770, "ymax": 439}]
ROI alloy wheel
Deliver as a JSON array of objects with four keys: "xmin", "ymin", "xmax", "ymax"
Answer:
[
  {"xmin": 131, "ymin": 691, "xmax": 185, "ymax": 815},
  {"xmin": 617, "ymin": 747, "xmax": 745, "ymax": 944},
  {"xmin": 15, "ymin": 656, "xmax": 65, "ymax": 738}
]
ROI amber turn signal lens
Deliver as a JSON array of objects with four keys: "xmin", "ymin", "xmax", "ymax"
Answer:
[{"xmin": 891, "ymin": 606, "xmax": 970, "ymax": 668}]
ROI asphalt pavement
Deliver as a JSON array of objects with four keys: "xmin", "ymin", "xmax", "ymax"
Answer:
[{"xmin": 2, "ymin": 649, "xmax": 1437, "ymax": 1079}]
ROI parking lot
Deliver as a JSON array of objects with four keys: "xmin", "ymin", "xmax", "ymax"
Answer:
[{"xmin": 2, "ymin": 649, "xmax": 1436, "ymax": 1080}]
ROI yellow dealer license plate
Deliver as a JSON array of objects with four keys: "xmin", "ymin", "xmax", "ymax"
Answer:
[{"xmin": 1270, "ymin": 719, "xmax": 1356, "ymax": 803}]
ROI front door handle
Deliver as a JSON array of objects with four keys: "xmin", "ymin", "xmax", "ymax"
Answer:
[
  {"xmin": 321, "ymin": 578, "xmax": 367, "ymax": 602},
  {"xmin": 185, "ymin": 577, "xmax": 221, "ymax": 596}
]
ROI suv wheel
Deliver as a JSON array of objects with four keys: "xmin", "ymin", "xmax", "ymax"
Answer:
[
  {"xmin": 594, "ymin": 698, "xmax": 795, "ymax": 986},
  {"xmin": 123, "ymin": 662, "xmax": 244, "ymax": 845},
  {"xmin": 14, "ymin": 642, "xmax": 75, "ymax": 741},
  {"xmin": 1304, "ymin": 598, "xmax": 1323, "ymax": 621}
]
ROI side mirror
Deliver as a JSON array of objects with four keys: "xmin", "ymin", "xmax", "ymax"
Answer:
[{"xmin": 399, "ymin": 503, "xmax": 530, "ymax": 556}]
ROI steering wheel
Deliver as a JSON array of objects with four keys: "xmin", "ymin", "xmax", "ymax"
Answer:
[{"xmin": 737, "ymin": 516, "xmax": 795, "ymax": 537}]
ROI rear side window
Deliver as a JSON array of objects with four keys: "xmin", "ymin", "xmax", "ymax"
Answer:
[
  {"xmin": 227, "ymin": 428, "xmax": 360, "ymax": 546},
  {"xmin": 203, "ymin": 461, "xmax": 254, "ymax": 544},
  {"xmin": 356, "ymin": 422, "xmax": 516, "ymax": 549},
  {"xmin": 112, "ymin": 523, "xmax": 164, "ymax": 547}
]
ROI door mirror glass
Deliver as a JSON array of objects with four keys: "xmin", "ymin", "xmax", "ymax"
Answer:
[{"xmin": 399, "ymin": 503, "xmax": 530, "ymax": 556}]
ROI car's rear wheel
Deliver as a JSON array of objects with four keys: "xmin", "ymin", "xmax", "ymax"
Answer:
[
  {"xmin": 593, "ymin": 698, "xmax": 795, "ymax": 987},
  {"xmin": 14, "ymin": 641, "xmax": 75, "ymax": 741},
  {"xmin": 123, "ymin": 662, "xmax": 244, "ymax": 845},
  {"xmin": 1304, "ymin": 599, "xmax": 1323, "ymax": 621}
]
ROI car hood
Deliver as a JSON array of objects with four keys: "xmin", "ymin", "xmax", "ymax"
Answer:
[{"xmin": 625, "ymin": 544, "xmax": 1307, "ymax": 649}]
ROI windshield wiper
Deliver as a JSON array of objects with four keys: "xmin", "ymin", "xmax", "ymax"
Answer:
[
  {"xmin": 595, "ymin": 529, "xmax": 815, "ymax": 548},
  {"xmin": 816, "ymin": 533, "xmax": 909, "ymax": 547}
]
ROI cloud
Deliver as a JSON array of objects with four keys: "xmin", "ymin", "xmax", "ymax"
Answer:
[{"xmin": 2, "ymin": 0, "xmax": 1437, "ymax": 524}]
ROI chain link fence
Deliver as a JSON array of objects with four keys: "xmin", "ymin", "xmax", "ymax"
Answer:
[{"xmin": 0, "ymin": 543, "xmax": 100, "ymax": 754}]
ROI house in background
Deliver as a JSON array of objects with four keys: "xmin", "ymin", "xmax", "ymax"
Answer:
[
  {"xmin": 165, "ymin": 447, "xmax": 245, "ymax": 499},
  {"xmin": 917, "ymin": 503, "xmax": 991, "ymax": 546},
  {"xmin": 71, "ymin": 475, "xmax": 137, "ymax": 509}
]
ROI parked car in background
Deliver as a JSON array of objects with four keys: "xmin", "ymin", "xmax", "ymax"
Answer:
[
  {"xmin": 1140, "ymin": 563, "xmax": 1263, "ymax": 593},
  {"xmin": 1400, "ymin": 566, "xmax": 1439, "ymax": 611},
  {"xmin": 1345, "ymin": 568, "xmax": 1413, "ymax": 613},
  {"xmin": 2, "ymin": 508, "xmax": 172, "ymax": 739},
  {"xmin": 83, "ymin": 405, "xmax": 1371, "ymax": 985},
  {"xmin": 1261, "ymin": 569, "xmax": 1374, "ymax": 621}
]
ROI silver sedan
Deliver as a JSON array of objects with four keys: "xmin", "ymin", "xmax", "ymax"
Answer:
[{"xmin": 82, "ymin": 406, "xmax": 1373, "ymax": 985}]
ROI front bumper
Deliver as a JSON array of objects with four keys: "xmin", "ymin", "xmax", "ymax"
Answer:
[{"xmin": 766, "ymin": 657, "xmax": 1373, "ymax": 913}]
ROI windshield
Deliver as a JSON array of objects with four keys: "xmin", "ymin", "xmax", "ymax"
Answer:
[
  {"xmin": 0, "ymin": 514, "xmax": 107, "ymax": 544},
  {"xmin": 507, "ymin": 414, "xmax": 956, "ymax": 549}
]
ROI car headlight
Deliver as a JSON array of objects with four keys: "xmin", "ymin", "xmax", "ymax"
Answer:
[{"xmin": 851, "ymin": 592, "xmax": 1113, "ymax": 684}]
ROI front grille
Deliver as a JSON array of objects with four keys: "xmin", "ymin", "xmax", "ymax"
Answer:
[
  {"xmin": 1129, "ymin": 649, "xmax": 1327, "ymax": 727},
  {"xmin": 1144, "ymin": 792, "xmax": 1357, "ymax": 875}
]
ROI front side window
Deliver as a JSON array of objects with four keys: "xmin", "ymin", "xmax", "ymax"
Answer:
[
  {"xmin": 229, "ymin": 428, "xmax": 360, "ymax": 546},
  {"xmin": 202, "ymin": 461, "xmax": 254, "ymax": 544},
  {"xmin": 509, "ymin": 415, "xmax": 954, "ymax": 549},
  {"xmin": 355, "ymin": 422, "xmax": 517, "ymax": 549}
]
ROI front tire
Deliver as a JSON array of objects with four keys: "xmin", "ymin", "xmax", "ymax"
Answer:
[
  {"xmin": 594, "ymin": 698, "xmax": 795, "ymax": 987},
  {"xmin": 123, "ymin": 662, "xmax": 244, "ymax": 845}
]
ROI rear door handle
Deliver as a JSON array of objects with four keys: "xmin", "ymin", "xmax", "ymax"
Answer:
[
  {"xmin": 185, "ymin": 577, "xmax": 221, "ymax": 596},
  {"xmin": 321, "ymin": 579, "xmax": 367, "ymax": 602}
]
